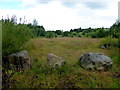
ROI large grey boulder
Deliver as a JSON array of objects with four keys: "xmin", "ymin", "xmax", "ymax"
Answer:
[
  {"xmin": 7, "ymin": 50, "xmax": 33, "ymax": 72},
  {"xmin": 47, "ymin": 54, "xmax": 65, "ymax": 68},
  {"xmin": 79, "ymin": 53, "xmax": 113, "ymax": 71}
]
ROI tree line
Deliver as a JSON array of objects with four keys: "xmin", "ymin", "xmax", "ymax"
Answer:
[{"xmin": 28, "ymin": 20, "xmax": 120, "ymax": 39}]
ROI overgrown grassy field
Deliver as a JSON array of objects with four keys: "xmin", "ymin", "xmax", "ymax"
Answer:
[{"xmin": 9, "ymin": 37, "xmax": 120, "ymax": 88}]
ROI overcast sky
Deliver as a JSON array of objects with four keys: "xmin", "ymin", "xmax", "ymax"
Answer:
[{"xmin": 0, "ymin": 0, "xmax": 119, "ymax": 31}]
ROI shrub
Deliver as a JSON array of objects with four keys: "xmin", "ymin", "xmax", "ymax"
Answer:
[
  {"xmin": 109, "ymin": 20, "xmax": 120, "ymax": 38},
  {"xmin": 2, "ymin": 21, "xmax": 33, "ymax": 55},
  {"xmin": 45, "ymin": 31, "xmax": 56, "ymax": 38},
  {"xmin": 62, "ymin": 31, "xmax": 69, "ymax": 37},
  {"xmin": 100, "ymin": 36, "xmax": 119, "ymax": 48}
]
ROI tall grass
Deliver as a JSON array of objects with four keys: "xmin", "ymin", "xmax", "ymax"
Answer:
[{"xmin": 9, "ymin": 37, "xmax": 120, "ymax": 88}]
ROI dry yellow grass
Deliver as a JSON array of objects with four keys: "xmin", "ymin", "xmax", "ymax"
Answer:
[{"xmin": 25, "ymin": 37, "xmax": 117, "ymax": 63}]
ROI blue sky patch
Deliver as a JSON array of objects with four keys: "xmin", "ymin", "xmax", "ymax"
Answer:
[{"xmin": 0, "ymin": 1, "xmax": 22, "ymax": 10}]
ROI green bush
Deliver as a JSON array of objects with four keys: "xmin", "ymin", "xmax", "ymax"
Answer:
[
  {"xmin": 2, "ymin": 21, "xmax": 33, "ymax": 55},
  {"xmin": 62, "ymin": 31, "xmax": 69, "ymax": 37},
  {"xmin": 100, "ymin": 37, "xmax": 119, "ymax": 48},
  {"xmin": 109, "ymin": 20, "xmax": 120, "ymax": 38},
  {"xmin": 45, "ymin": 31, "xmax": 56, "ymax": 38}
]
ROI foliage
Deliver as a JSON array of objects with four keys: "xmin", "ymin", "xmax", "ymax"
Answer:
[
  {"xmin": 45, "ymin": 31, "xmax": 57, "ymax": 38},
  {"xmin": 55, "ymin": 30, "xmax": 62, "ymax": 35},
  {"xmin": 62, "ymin": 27, "xmax": 109, "ymax": 38},
  {"xmin": 2, "ymin": 19, "xmax": 33, "ymax": 55},
  {"xmin": 62, "ymin": 31, "xmax": 69, "ymax": 37},
  {"xmin": 2, "ymin": 16, "xmax": 120, "ymax": 41},
  {"xmin": 96, "ymin": 28, "xmax": 107, "ymax": 38},
  {"xmin": 27, "ymin": 24, "xmax": 46, "ymax": 38},
  {"xmin": 100, "ymin": 36, "xmax": 119, "ymax": 48},
  {"xmin": 109, "ymin": 20, "xmax": 120, "ymax": 38}
]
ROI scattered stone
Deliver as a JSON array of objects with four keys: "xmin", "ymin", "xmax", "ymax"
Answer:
[
  {"xmin": 6, "ymin": 50, "xmax": 33, "ymax": 72},
  {"xmin": 79, "ymin": 53, "xmax": 113, "ymax": 71},
  {"xmin": 47, "ymin": 54, "xmax": 65, "ymax": 68},
  {"xmin": 114, "ymin": 72, "xmax": 120, "ymax": 78},
  {"xmin": 100, "ymin": 46, "xmax": 106, "ymax": 49},
  {"xmin": 100, "ymin": 44, "xmax": 110, "ymax": 49}
]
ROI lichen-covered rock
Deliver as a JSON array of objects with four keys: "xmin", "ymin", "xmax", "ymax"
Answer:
[
  {"xmin": 47, "ymin": 54, "xmax": 65, "ymax": 68},
  {"xmin": 79, "ymin": 53, "xmax": 113, "ymax": 71},
  {"xmin": 7, "ymin": 50, "xmax": 33, "ymax": 72}
]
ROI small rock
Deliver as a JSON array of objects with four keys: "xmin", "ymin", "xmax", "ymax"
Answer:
[
  {"xmin": 47, "ymin": 54, "xmax": 65, "ymax": 68},
  {"xmin": 100, "ymin": 46, "xmax": 106, "ymax": 49},
  {"xmin": 114, "ymin": 72, "xmax": 120, "ymax": 78}
]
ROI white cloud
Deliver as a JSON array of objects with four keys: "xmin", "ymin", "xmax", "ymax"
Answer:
[
  {"xmin": 21, "ymin": 0, "xmax": 39, "ymax": 8},
  {"xmin": 23, "ymin": 1, "xmax": 82, "ymax": 30},
  {"xmin": 0, "ymin": 0, "xmax": 119, "ymax": 31}
]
